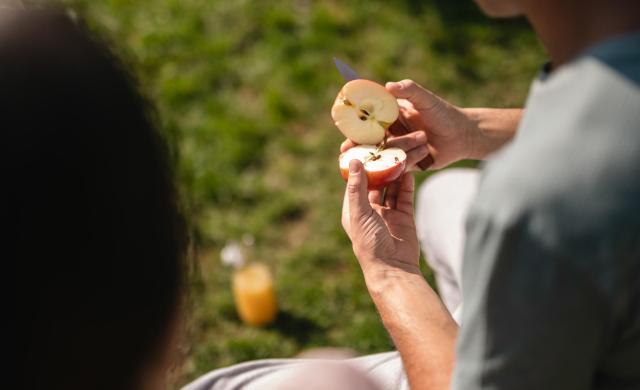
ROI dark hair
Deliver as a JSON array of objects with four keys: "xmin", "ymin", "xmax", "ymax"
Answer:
[{"xmin": 0, "ymin": 8, "xmax": 186, "ymax": 389}]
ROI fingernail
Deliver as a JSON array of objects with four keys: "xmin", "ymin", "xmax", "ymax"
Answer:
[
  {"xmin": 349, "ymin": 159, "xmax": 361, "ymax": 174},
  {"xmin": 385, "ymin": 81, "xmax": 398, "ymax": 89},
  {"xmin": 416, "ymin": 131, "xmax": 427, "ymax": 144}
]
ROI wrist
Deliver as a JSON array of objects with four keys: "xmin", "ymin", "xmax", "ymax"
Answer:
[
  {"xmin": 362, "ymin": 261, "xmax": 458, "ymax": 336},
  {"xmin": 460, "ymin": 107, "xmax": 483, "ymax": 160},
  {"xmin": 461, "ymin": 108, "xmax": 522, "ymax": 160},
  {"xmin": 360, "ymin": 260, "xmax": 422, "ymax": 297},
  {"xmin": 454, "ymin": 106, "xmax": 480, "ymax": 162}
]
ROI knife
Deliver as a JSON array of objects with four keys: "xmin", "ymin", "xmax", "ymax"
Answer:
[
  {"xmin": 332, "ymin": 57, "xmax": 432, "ymax": 170},
  {"xmin": 333, "ymin": 57, "xmax": 361, "ymax": 82}
]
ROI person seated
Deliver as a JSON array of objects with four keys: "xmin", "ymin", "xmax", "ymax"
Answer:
[{"xmin": 2, "ymin": 7, "xmax": 186, "ymax": 389}]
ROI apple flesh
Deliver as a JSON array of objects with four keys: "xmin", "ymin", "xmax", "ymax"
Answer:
[
  {"xmin": 331, "ymin": 79, "xmax": 399, "ymax": 145},
  {"xmin": 339, "ymin": 145, "xmax": 407, "ymax": 190}
]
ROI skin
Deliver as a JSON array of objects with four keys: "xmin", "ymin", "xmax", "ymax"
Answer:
[
  {"xmin": 342, "ymin": 164, "xmax": 457, "ymax": 390},
  {"xmin": 341, "ymin": 83, "xmax": 521, "ymax": 170},
  {"xmin": 342, "ymin": 1, "xmax": 640, "ymax": 390},
  {"xmin": 139, "ymin": 314, "xmax": 184, "ymax": 390}
]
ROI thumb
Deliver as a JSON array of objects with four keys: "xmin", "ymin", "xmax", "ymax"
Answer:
[
  {"xmin": 347, "ymin": 160, "xmax": 372, "ymax": 227},
  {"xmin": 386, "ymin": 79, "xmax": 442, "ymax": 111}
]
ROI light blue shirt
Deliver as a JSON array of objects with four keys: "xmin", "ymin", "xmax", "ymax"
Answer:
[{"xmin": 454, "ymin": 32, "xmax": 640, "ymax": 389}]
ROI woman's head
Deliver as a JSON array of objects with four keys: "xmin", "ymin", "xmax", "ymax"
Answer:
[{"xmin": 1, "ymin": 7, "xmax": 186, "ymax": 389}]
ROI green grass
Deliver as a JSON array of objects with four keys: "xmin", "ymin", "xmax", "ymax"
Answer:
[{"xmin": 62, "ymin": 0, "xmax": 545, "ymax": 386}]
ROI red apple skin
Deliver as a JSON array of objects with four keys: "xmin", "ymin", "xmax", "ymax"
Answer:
[{"xmin": 339, "ymin": 159, "xmax": 406, "ymax": 190}]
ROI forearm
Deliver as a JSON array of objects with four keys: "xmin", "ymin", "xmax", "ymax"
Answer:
[
  {"xmin": 364, "ymin": 265, "xmax": 458, "ymax": 390},
  {"xmin": 462, "ymin": 108, "xmax": 523, "ymax": 160}
]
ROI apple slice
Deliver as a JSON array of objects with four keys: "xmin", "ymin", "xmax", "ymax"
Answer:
[
  {"xmin": 339, "ymin": 145, "xmax": 407, "ymax": 190},
  {"xmin": 331, "ymin": 79, "xmax": 399, "ymax": 145}
]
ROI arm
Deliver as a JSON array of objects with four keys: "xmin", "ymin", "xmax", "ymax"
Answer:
[
  {"xmin": 365, "ymin": 268, "xmax": 457, "ymax": 390},
  {"xmin": 342, "ymin": 160, "xmax": 457, "ymax": 390}
]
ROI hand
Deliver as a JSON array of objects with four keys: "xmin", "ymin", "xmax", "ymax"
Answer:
[
  {"xmin": 341, "ymin": 159, "xmax": 421, "ymax": 276},
  {"xmin": 385, "ymin": 79, "xmax": 474, "ymax": 170}
]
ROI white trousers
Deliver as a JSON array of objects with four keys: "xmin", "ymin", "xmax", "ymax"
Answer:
[{"xmin": 416, "ymin": 168, "xmax": 480, "ymax": 324}]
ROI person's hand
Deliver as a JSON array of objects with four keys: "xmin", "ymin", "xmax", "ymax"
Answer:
[
  {"xmin": 385, "ymin": 79, "xmax": 475, "ymax": 170},
  {"xmin": 341, "ymin": 159, "xmax": 421, "ymax": 276},
  {"xmin": 339, "ymin": 80, "xmax": 521, "ymax": 171}
]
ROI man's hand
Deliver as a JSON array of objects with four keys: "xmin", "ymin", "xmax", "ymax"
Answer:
[
  {"xmin": 386, "ymin": 79, "xmax": 473, "ymax": 170},
  {"xmin": 386, "ymin": 79, "xmax": 523, "ymax": 169},
  {"xmin": 341, "ymin": 159, "xmax": 422, "ymax": 276}
]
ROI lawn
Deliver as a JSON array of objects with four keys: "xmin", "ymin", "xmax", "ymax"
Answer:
[{"xmin": 63, "ymin": 0, "xmax": 545, "ymax": 386}]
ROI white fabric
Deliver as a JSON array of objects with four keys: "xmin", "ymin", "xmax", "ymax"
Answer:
[
  {"xmin": 183, "ymin": 351, "xmax": 407, "ymax": 390},
  {"xmin": 416, "ymin": 168, "xmax": 480, "ymax": 324}
]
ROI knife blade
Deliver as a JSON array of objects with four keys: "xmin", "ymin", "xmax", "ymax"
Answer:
[{"xmin": 333, "ymin": 57, "xmax": 361, "ymax": 82}]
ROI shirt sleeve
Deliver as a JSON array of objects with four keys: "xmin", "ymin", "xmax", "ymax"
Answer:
[{"xmin": 452, "ymin": 205, "xmax": 609, "ymax": 390}]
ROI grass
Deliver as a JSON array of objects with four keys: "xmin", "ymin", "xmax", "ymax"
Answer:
[{"xmin": 62, "ymin": 0, "xmax": 545, "ymax": 386}]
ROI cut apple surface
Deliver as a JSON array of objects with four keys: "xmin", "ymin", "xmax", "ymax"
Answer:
[
  {"xmin": 339, "ymin": 145, "xmax": 407, "ymax": 190},
  {"xmin": 331, "ymin": 79, "xmax": 399, "ymax": 145}
]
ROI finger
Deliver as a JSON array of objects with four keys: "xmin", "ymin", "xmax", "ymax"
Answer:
[
  {"xmin": 386, "ymin": 79, "xmax": 442, "ymax": 112},
  {"xmin": 386, "ymin": 131, "xmax": 427, "ymax": 151},
  {"xmin": 395, "ymin": 173, "xmax": 415, "ymax": 214},
  {"xmin": 403, "ymin": 105, "xmax": 426, "ymax": 133},
  {"xmin": 342, "ymin": 185, "xmax": 351, "ymax": 234},
  {"xmin": 404, "ymin": 144, "xmax": 430, "ymax": 170},
  {"xmin": 368, "ymin": 189, "xmax": 383, "ymax": 206},
  {"xmin": 400, "ymin": 106, "xmax": 433, "ymax": 171},
  {"xmin": 388, "ymin": 102, "xmax": 415, "ymax": 136},
  {"xmin": 340, "ymin": 139, "xmax": 357, "ymax": 153},
  {"xmin": 347, "ymin": 159, "xmax": 373, "ymax": 229},
  {"xmin": 397, "ymin": 98, "xmax": 414, "ymax": 111}
]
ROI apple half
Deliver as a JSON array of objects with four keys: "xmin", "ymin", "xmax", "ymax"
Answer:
[
  {"xmin": 331, "ymin": 79, "xmax": 399, "ymax": 145},
  {"xmin": 339, "ymin": 145, "xmax": 407, "ymax": 190}
]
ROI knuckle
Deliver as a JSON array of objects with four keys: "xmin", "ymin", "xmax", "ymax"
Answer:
[
  {"xmin": 409, "ymin": 135, "xmax": 423, "ymax": 147},
  {"xmin": 347, "ymin": 181, "xmax": 360, "ymax": 194},
  {"xmin": 400, "ymin": 79, "xmax": 415, "ymax": 88}
]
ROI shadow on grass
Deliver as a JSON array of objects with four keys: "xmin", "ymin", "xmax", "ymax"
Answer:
[{"xmin": 269, "ymin": 310, "xmax": 327, "ymax": 346}]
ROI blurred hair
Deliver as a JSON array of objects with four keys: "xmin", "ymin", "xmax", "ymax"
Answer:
[{"xmin": 0, "ymin": 7, "xmax": 186, "ymax": 389}]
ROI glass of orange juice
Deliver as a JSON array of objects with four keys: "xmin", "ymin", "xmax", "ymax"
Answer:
[
  {"xmin": 232, "ymin": 263, "xmax": 277, "ymax": 326},
  {"xmin": 221, "ymin": 240, "xmax": 278, "ymax": 326}
]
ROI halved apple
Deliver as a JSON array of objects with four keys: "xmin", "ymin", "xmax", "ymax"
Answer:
[
  {"xmin": 331, "ymin": 79, "xmax": 399, "ymax": 145},
  {"xmin": 339, "ymin": 145, "xmax": 407, "ymax": 190}
]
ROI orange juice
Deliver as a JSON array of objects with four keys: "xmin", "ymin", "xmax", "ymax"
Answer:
[{"xmin": 232, "ymin": 263, "xmax": 277, "ymax": 326}]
